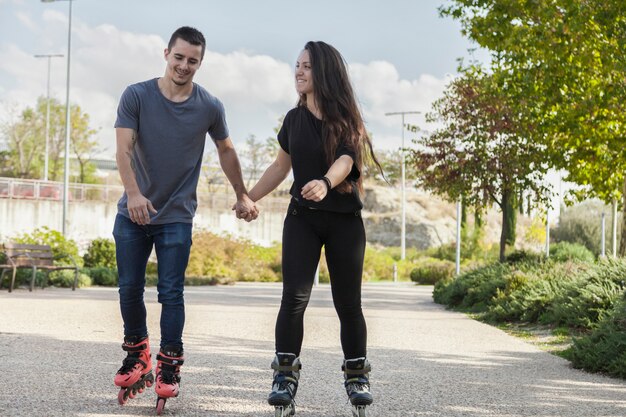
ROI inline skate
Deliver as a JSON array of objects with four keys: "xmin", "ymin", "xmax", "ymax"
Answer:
[
  {"xmin": 114, "ymin": 335, "xmax": 154, "ymax": 405},
  {"xmin": 343, "ymin": 358, "xmax": 373, "ymax": 417},
  {"xmin": 154, "ymin": 345, "xmax": 184, "ymax": 415},
  {"xmin": 268, "ymin": 353, "xmax": 301, "ymax": 417}
]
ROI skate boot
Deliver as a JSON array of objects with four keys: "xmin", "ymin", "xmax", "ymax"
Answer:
[
  {"xmin": 343, "ymin": 358, "xmax": 373, "ymax": 417},
  {"xmin": 154, "ymin": 345, "xmax": 184, "ymax": 415},
  {"xmin": 268, "ymin": 353, "xmax": 301, "ymax": 417},
  {"xmin": 114, "ymin": 335, "xmax": 154, "ymax": 405}
]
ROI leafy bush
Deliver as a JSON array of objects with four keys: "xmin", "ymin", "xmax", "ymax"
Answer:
[
  {"xmin": 14, "ymin": 226, "xmax": 82, "ymax": 267},
  {"xmin": 552, "ymin": 200, "xmax": 620, "ymax": 256},
  {"xmin": 83, "ymin": 238, "xmax": 116, "ymax": 268},
  {"xmin": 362, "ymin": 246, "xmax": 413, "ymax": 282},
  {"xmin": 186, "ymin": 232, "xmax": 281, "ymax": 282},
  {"xmin": 566, "ymin": 296, "xmax": 626, "ymax": 378},
  {"xmin": 85, "ymin": 267, "xmax": 118, "ymax": 286},
  {"xmin": 485, "ymin": 260, "xmax": 590, "ymax": 323},
  {"xmin": 504, "ymin": 249, "xmax": 545, "ymax": 264},
  {"xmin": 410, "ymin": 257, "xmax": 455, "ymax": 285},
  {"xmin": 544, "ymin": 258, "xmax": 626, "ymax": 329},
  {"xmin": 47, "ymin": 269, "xmax": 91, "ymax": 288},
  {"xmin": 433, "ymin": 262, "xmax": 511, "ymax": 311},
  {"xmin": 549, "ymin": 241, "xmax": 595, "ymax": 263}
]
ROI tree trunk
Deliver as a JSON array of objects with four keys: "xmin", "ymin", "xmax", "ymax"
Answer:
[{"xmin": 499, "ymin": 189, "xmax": 517, "ymax": 261}]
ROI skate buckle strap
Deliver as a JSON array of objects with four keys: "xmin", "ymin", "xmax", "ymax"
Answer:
[
  {"xmin": 342, "ymin": 364, "xmax": 371, "ymax": 375},
  {"xmin": 271, "ymin": 361, "xmax": 301, "ymax": 372},
  {"xmin": 157, "ymin": 353, "xmax": 184, "ymax": 366},
  {"xmin": 122, "ymin": 342, "xmax": 148, "ymax": 352}
]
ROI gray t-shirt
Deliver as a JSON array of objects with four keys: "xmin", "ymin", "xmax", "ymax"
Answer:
[{"xmin": 114, "ymin": 78, "xmax": 229, "ymax": 224}]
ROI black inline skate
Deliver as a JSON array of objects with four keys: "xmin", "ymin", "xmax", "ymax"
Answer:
[
  {"xmin": 268, "ymin": 353, "xmax": 301, "ymax": 417},
  {"xmin": 343, "ymin": 358, "xmax": 373, "ymax": 417}
]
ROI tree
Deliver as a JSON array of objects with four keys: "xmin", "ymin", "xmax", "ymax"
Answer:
[
  {"xmin": 440, "ymin": 0, "xmax": 626, "ymax": 253},
  {"xmin": 1, "ymin": 97, "xmax": 99, "ymax": 182},
  {"xmin": 408, "ymin": 68, "xmax": 550, "ymax": 260}
]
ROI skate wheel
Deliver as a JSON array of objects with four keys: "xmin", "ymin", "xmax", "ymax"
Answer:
[
  {"xmin": 118, "ymin": 389, "xmax": 127, "ymax": 405},
  {"xmin": 156, "ymin": 397, "xmax": 166, "ymax": 415},
  {"xmin": 128, "ymin": 390, "xmax": 136, "ymax": 399},
  {"xmin": 352, "ymin": 405, "xmax": 366, "ymax": 417}
]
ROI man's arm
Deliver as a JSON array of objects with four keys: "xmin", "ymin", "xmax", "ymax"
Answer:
[
  {"xmin": 214, "ymin": 137, "xmax": 258, "ymax": 221},
  {"xmin": 116, "ymin": 127, "xmax": 157, "ymax": 225}
]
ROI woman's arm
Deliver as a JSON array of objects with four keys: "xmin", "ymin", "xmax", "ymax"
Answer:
[
  {"xmin": 248, "ymin": 149, "xmax": 292, "ymax": 202},
  {"xmin": 301, "ymin": 154, "xmax": 353, "ymax": 202}
]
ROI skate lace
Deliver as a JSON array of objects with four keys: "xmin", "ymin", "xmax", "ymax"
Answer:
[
  {"xmin": 347, "ymin": 381, "xmax": 369, "ymax": 394},
  {"xmin": 159, "ymin": 370, "xmax": 178, "ymax": 385},
  {"xmin": 118, "ymin": 355, "xmax": 140, "ymax": 374}
]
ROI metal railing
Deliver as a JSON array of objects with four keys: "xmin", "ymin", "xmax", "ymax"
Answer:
[
  {"xmin": 0, "ymin": 176, "xmax": 291, "ymax": 207},
  {"xmin": 0, "ymin": 177, "xmax": 122, "ymax": 202}
]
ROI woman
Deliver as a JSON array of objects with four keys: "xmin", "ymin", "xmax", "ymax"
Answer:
[{"xmin": 247, "ymin": 41, "xmax": 384, "ymax": 416}]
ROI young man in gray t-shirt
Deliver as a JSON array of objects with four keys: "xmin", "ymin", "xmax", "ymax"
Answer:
[{"xmin": 111, "ymin": 26, "xmax": 257, "ymax": 411}]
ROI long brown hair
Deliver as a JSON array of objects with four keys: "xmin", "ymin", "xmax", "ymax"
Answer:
[{"xmin": 299, "ymin": 41, "xmax": 383, "ymax": 193}]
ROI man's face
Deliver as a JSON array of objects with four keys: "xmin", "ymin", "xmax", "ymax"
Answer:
[{"xmin": 163, "ymin": 38, "xmax": 203, "ymax": 86}]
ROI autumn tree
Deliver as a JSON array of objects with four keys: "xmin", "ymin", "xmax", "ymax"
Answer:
[{"xmin": 409, "ymin": 68, "xmax": 550, "ymax": 260}]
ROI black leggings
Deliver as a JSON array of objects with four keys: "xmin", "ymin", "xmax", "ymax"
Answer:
[{"xmin": 275, "ymin": 201, "xmax": 367, "ymax": 359}]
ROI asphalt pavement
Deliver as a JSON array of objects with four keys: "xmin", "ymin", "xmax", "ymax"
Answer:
[{"xmin": 1, "ymin": 283, "xmax": 625, "ymax": 417}]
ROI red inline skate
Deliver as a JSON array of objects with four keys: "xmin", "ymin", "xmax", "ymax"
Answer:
[
  {"xmin": 114, "ymin": 335, "xmax": 154, "ymax": 405},
  {"xmin": 154, "ymin": 345, "xmax": 184, "ymax": 415}
]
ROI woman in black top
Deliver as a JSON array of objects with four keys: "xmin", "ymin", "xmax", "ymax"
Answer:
[{"xmin": 248, "ymin": 41, "xmax": 383, "ymax": 416}]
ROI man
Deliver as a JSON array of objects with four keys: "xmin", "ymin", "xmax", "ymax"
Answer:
[{"xmin": 112, "ymin": 26, "xmax": 257, "ymax": 412}]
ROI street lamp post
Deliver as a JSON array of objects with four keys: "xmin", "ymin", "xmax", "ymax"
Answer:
[
  {"xmin": 34, "ymin": 53, "xmax": 64, "ymax": 182},
  {"xmin": 42, "ymin": 0, "xmax": 73, "ymax": 236},
  {"xmin": 385, "ymin": 111, "xmax": 421, "ymax": 260}
]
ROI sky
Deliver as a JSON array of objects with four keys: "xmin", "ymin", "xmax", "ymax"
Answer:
[{"xmin": 0, "ymin": 0, "xmax": 487, "ymax": 158}]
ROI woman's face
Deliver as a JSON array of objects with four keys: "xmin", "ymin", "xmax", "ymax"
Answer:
[{"xmin": 295, "ymin": 49, "xmax": 314, "ymax": 96}]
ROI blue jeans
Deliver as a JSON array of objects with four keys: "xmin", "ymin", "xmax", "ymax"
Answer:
[{"xmin": 113, "ymin": 214, "xmax": 192, "ymax": 349}]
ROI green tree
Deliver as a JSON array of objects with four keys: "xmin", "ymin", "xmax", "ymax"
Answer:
[
  {"xmin": 441, "ymin": 0, "xmax": 626, "ymax": 253},
  {"xmin": 408, "ymin": 69, "xmax": 550, "ymax": 261},
  {"xmin": 1, "ymin": 97, "xmax": 99, "ymax": 182}
]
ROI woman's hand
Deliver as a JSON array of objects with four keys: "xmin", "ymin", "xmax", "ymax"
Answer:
[{"xmin": 301, "ymin": 179, "xmax": 329, "ymax": 202}]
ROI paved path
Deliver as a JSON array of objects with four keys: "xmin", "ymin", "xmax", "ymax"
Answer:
[{"xmin": 1, "ymin": 283, "xmax": 625, "ymax": 417}]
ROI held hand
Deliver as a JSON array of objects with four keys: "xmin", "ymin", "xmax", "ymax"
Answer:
[
  {"xmin": 301, "ymin": 179, "xmax": 328, "ymax": 202},
  {"xmin": 233, "ymin": 194, "xmax": 259, "ymax": 222},
  {"xmin": 127, "ymin": 193, "xmax": 158, "ymax": 225}
]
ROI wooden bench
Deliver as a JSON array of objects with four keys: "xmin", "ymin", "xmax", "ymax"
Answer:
[{"xmin": 0, "ymin": 243, "xmax": 79, "ymax": 292}]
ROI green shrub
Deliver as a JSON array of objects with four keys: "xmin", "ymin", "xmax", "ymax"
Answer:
[
  {"xmin": 410, "ymin": 257, "xmax": 455, "ymax": 285},
  {"xmin": 433, "ymin": 262, "xmax": 511, "ymax": 311},
  {"xmin": 545, "ymin": 258, "xmax": 626, "ymax": 329},
  {"xmin": 47, "ymin": 269, "xmax": 91, "ymax": 288},
  {"xmin": 551, "ymin": 200, "xmax": 619, "ymax": 256},
  {"xmin": 504, "ymin": 250, "xmax": 545, "ymax": 264},
  {"xmin": 186, "ymin": 232, "xmax": 281, "ymax": 282},
  {"xmin": 83, "ymin": 238, "xmax": 117, "ymax": 268},
  {"xmin": 549, "ymin": 241, "xmax": 595, "ymax": 263},
  {"xmin": 485, "ymin": 260, "xmax": 590, "ymax": 323},
  {"xmin": 362, "ymin": 246, "xmax": 413, "ymax": 281},
  {"xmin": 85, "ymin": 267, "xmax": 118, "ymax": 286},
  {"xmin": 566, "ymin": 296, "xmax": 626, "ymax": 378},
  {"xmin": 14, "ymin": 226, "xmax": 82, "ymax": 267}
]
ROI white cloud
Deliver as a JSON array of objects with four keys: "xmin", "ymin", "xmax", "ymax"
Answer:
[
  {"xmin": 0, "ymin": 17, "xmax": 451, "ymax": 157},
  {"xmin": 15, "ymin": 11, "xmax": 37, "ymax": 31}
]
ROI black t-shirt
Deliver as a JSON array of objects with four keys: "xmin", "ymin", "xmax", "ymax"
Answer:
[{"xmin": 278, "ymin": 105, "xmax": 363, "ymax": 213}]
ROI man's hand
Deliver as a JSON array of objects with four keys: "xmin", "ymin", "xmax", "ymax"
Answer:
[
  {"xmin": 301, "ymin": 179, "xmax": 328, "ymax": 202},
  {"xmin": 127, "ymin": 192, "xmax": 158, "ymax": 225},
  {"xmin": 232, "ymin": 194, "xmax": 259, "ymax": 222}
]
